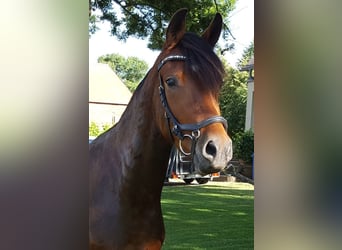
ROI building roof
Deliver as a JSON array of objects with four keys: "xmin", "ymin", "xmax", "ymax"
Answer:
[{"xmin": 89, "ymin": 63, "xmax": 132, "ymax": 105}]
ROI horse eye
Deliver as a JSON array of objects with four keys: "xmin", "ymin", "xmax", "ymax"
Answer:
[{"xmin": 165, "ymin": 77, "xmax": 177, "ymax": 87}]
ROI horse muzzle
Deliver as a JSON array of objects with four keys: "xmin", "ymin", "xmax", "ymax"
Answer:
[{"xmin": 193, "ymin": 130, "xmax": 233, "ymax": 175}]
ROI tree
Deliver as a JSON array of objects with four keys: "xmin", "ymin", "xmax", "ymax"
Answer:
[
  {"xmin": 98, "ymin": 53, "xmax": 148, "ymax": 92},
  {"xmin": 89, "ymin": 121, "xmax": 100, "ymax": 136},
  {"xmin": 218, "ymin": 40, "xmax": 254, "ymax": 139},
  {"xmin": 89, "ymin": 0, "xmax": 237, "ymax": 50},
  {"xmin": 89, "ymin": 121, "xmax": 113, "ymax": 136},
  {"xmin": 219, "ymin": 65, "xmax": 248, "ymax": 138},
  {"xmin": 219, "ymin": 43, "xmax": 254, "ymax": 162},
  {"xmin": 237, "ymin": 41, "xmax": 254, "ymax": 68}
]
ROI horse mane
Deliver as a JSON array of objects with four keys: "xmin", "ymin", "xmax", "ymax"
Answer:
[
  {"xmin": 135, "ymin": 33, "xmax": 224, "ymax": 94},
  {"xmin": 178, "ymin": 32, "xmax": 225, "ymax": 94}
]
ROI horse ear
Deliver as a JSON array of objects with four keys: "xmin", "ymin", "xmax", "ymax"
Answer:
[
  {"xmin": 201, "ymin": 13, "xmax": 223, "ymax": 48},
  {"xmin": 163, "ymin": 8, "xmax": 188, "ymax": 50}
]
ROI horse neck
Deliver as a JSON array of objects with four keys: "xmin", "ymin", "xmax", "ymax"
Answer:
[{"xmin": 112, "ymin": 71, "xmax": 171, "ymax": 190}]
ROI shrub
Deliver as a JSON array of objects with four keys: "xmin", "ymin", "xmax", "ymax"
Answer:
[
  {"xmin": 233, "ymin": 130, "xmax": 254, "ymax": 164},
  {"xmin": 89, "ymin": 122, "xmax": 113, "ymax": 137},
  {"xmin": 102, "ymin": 123, "xmax": 112, "ymax": 132},
  {"xmin": 89, "ymin": 121, "xmax": 100, "ymax": 136}
]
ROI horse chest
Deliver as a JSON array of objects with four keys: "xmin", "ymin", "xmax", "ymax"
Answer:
[
  {"xmin": 90, "ymin": 173, "xmax": 165, "ymax": 248},
  {"xmin": 91, "ymin": 204, "xmax": 164, "ymax": 250}
]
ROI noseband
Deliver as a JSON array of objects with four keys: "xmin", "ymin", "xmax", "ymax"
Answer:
[{"xmin": 158, "ymin": 55, "xmax": 228, "ymax": 167}]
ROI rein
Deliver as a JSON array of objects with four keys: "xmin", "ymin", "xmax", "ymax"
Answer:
[{"xmin": 157, "ymin": 55, "xmax": 228, "ymax": 170}]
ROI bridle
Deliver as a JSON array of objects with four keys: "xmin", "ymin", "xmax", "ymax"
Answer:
[{"xmin": 157, "ymin": 55, "xmax": 228, "ymax": 169}]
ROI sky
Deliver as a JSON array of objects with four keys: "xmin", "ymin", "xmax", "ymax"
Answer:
[{"xmin": 89, "ymin": 0, "xmax": 254, "ymax": 68}]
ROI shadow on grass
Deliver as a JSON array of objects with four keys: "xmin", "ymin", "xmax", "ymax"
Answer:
[{"xmin": 161, "ymin": 183, "xmax": 254, "ymax": 249}]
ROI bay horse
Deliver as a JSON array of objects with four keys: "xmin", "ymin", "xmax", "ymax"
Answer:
[{"xmin": 89, "ymin": 8, "xmax": 233, "ymax": 250}]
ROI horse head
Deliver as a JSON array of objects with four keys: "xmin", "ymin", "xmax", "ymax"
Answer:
[{"xmin": 154, "ymin": 9, "xmax": 233, "ymax": 175}]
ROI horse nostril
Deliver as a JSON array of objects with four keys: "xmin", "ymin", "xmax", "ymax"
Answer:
[{"xmin": 205, "ymin": 140, "xmax": 217, "ymax": 158}]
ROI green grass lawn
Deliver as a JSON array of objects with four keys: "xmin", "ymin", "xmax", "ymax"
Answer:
[{"xmin": 161, "ymin": 182, "xmax": 254, "ymax": 249}]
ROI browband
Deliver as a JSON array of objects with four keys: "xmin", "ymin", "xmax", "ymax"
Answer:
[{"xmin": 157, "ymin": 55, "xmax": 187, "ymax": 71}]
